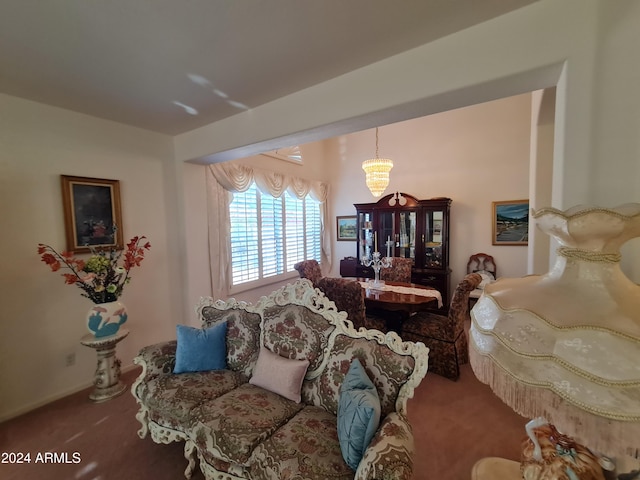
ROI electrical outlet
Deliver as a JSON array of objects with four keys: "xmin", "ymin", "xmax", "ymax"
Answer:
[{"xmin": 65, "ymin": 353, "xmax": 76, "ymax": 367}]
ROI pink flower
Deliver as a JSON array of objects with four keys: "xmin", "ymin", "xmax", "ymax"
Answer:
[{"xmin": 81, "ymin": 272, "xmax": 96, "ymax": 282}]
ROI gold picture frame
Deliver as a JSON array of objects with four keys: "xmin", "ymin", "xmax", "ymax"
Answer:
[
  {"xmin": 492, "ymin": 200, "xmax": 529, "ymax": 246},
  {"xmin": 61, "ymin": 175, "xmax": 124, "ymax": 253},
  {"xmin": 336, "ymin": 215, "xmax": 357, "ymax": 241}
]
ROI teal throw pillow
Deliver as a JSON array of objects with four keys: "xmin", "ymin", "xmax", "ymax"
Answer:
[
  {"xmin": 337, "ymin": 358, "xmax": 381, "ymax": 471},
  {"xmin": 173, "ymin": 322, "xmax": 227, "ymax": 374}
]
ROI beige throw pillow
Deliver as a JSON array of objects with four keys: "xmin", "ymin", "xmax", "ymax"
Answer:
[{"xmin": 249, "ymin": 346, "xmax": 310, "ymax": 403}]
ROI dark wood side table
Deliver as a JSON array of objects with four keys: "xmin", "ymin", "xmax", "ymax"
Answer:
[{"xmin": 339, "ymin": 256, "xmax": 358, "ymax": 277}]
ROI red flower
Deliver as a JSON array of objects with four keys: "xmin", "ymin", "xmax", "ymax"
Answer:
[
  {"xmin": 41, "ymin": 253, "xmax": 61, "ymax": 271},
  {"xmin": 122, "ymin": 236, "xmax": 150, "ymax": 270},
  {"xmin": 37, "ymin": 235, "xmax": 150, "ymax": 304},
  {"xmin": 127, "ymin": 236, "xmax": 139, "ymax": 250}
]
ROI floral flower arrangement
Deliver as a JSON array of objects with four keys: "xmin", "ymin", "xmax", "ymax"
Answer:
[{"xmin": 38, "ymin": 236, "xmax": 151, "ymax": 304}]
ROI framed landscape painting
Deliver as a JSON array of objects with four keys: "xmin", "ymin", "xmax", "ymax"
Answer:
[
  {"xmin": 61, "ymin": 175, "xmax": 124, "ymax": 253},
  {"xmin": 336, "ymin": 216, "xmax": 357, "ymax": 241},
  {"xmin": 492, "ymin": 200, "xmax": 529, "ymax": 246}
]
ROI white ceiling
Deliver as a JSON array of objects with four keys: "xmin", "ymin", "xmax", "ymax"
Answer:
[{"xmin": 0, "ymin": 0, "xmax": 537, "ymax": 135}]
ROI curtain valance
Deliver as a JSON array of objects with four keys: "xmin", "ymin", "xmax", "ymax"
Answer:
[{"xmin": 208, "ymin": 163, "xmax": 328, "ymax": 202}]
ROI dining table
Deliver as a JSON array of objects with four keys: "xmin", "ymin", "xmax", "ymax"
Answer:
[
  {"xmin": 358, "ymin": 279, "xmax": 443, "ymax": 313},
  {"xmin": 352, "ymin": 278, "xmax": 444, "ymax": 332}
]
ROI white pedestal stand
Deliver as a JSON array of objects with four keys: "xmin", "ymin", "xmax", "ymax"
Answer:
[{"xmin": 80, "ymin": 329, "xmax": 129, "ymax": 402}]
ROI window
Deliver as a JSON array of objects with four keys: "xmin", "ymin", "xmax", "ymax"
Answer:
[{"xmin": 229, "ymin": 183, "xmax": 321, "ymax": 290}]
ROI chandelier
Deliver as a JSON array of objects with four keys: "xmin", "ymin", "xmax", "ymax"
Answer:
[{"xmin": 362, "ymin": 127, "xmax": 393, "ymax": 197}]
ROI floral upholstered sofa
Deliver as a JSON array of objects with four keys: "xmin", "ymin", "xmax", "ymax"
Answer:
[{"xmin": 131, "ymin": 279, "xmax": 429, "ymax": 480}]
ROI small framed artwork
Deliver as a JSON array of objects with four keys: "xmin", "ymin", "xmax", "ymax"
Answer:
[
  {"xmin": 336, "ymin": 216, "xmax": 357, "ymax": 241},
  {"xmin": 492, "ymin": 200, "xmax": 529, "ymax": 246},
  {"xmin": 61, "ymin": 175, "xmax": 124, "ymax": 253}
]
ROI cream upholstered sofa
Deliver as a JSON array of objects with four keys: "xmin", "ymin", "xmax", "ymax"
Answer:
[{"xmin": 131, "ymin": 279, "xmax": 429, "ymax": 480}]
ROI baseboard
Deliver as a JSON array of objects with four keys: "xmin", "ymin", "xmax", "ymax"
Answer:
[{"xmin": 0, "ymin": 363, "xmax": 139, "ymax": 423}]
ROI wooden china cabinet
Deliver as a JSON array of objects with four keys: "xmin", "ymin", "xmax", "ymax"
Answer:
[{"xmin": 354, "ymin": 193, "xmax": 452, "ymax": 304}]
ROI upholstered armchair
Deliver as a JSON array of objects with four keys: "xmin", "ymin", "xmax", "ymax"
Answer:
[
  {"xmin": 293, "ymin": 259, "xmax": 322, "ymax": 286},
  {"xmin": 380, "ymin": 257, "xmax": 413, "ymax": 283},
  {"xmin": 316, "ymin": 277, "xmax": 366, "ymax": 330},
  {"xmin": 400, "ymin": 273, "xmax": 482, "ymax": 380}
]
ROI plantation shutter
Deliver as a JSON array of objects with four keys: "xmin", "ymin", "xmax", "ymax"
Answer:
[
  {"xmin": 229, "ymin": 186, "xmax": 259, "ymax": 284},
  {"xmin": 284, "ymin": 191, "xmax": 305, "ymax": 271},
  {"xmin": 305, "ymin": 198, "xmax": 322, "ymax": 261},
  {"xmin": 260, "ymin": 193, "xmax": 284, "ymax": 278}
]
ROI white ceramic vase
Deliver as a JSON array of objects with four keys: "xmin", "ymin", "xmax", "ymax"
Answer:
[{"xmin": 86, "ymin": 300, "xmax": 128, "ymax": 338}]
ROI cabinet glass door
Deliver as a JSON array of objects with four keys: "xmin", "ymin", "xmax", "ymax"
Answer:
[
  {"xmin": 424, "ymin": 210, "xmax": 444, "ymax": 268},
  {"xmin": 378, "ymin": 211, "xmax": 394, "ymax": 256},
  {"xmin": 358, "ymin": 211, "xmax": 373, "ymax": 260},
  {"xmin": 397, "ymin": 211, "xmax": 416, "ymax": 261}
]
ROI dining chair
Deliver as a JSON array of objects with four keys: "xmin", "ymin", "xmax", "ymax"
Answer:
[
  {"xmin": 293, "ymin": 259, "xmax": 323, "ymax": 287},
  {"xmin": 364, "ymin": 311, "xmax": 388, "ymax": 334},
  {"xmin": 400, "ymin": 273, "xmax": 482, "ymax": 380},
  {"xmin": 317, "ymin": 277, "xmax": 390, "ymax": 333},
  {"xmin": 316, "ymin": 277, "xmax": 366, "ymax": 330},
  {"xmin": 380, "ymin": 257, "xmax": 413, "ymax": 283},
  {"xmin": 467, "ymin": 253, "xmax": 497, "ymax": 309},
  {"xmin": 467, "ymin": 253, "xmax": 497, "ymax": 277}
]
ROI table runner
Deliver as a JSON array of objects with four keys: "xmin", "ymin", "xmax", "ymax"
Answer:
[{"xmin": 359, "ymin": 282, "xmax": 443, "ymax": 308}]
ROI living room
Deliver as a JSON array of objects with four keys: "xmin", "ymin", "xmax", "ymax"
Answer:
[
  {"xmin": 1, "ymin": 1, "xmax": 639, "ymax": 475},
  {"xmin": 0, "ymin": 85, "xmax": 537, "ymax": 422}
]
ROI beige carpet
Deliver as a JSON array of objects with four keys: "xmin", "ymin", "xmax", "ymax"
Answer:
[
  {"xmin": 0, "ymin": 363, "xmax": 527, "ymax": 480},
  {"xmin": 408, "ymin": 364, "xmax": 526, "ymax": 479}
]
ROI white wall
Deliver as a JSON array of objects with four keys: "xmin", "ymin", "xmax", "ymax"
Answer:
[
  {"xmin": 174, "ymin": 0, "xmax": 640, "ymax": 282},
  {"xmin": 181, "ymin": 162, "xmax": 212, "ymax": 325},
  {"xmin": 327, "ymin": 94, "xmax": 532, "ymax": 289},
  {"xmin": 529, "ymin": 89, "xmax": 555, "ymax": 274},
  {"xmin": 0, "ymin": 94, "xmax": 179, "ymax": 420},
  {"xmin": 589, "ymin": 1, "xmax": 640, "ymax": 280}
]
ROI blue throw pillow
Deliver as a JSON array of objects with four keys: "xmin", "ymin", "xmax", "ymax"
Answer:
[
  {"xmin": 173, "ymin": 322, "xmax": 227, "ymax": 374},
  {"xmin": 337, "ymin": 358, "xmax": 381, "ymax": 471}
]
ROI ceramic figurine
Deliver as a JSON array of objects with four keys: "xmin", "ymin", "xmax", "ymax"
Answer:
[{"xmin": 521, "ymin": 418, "xmax": 605, "ymax": 480}]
